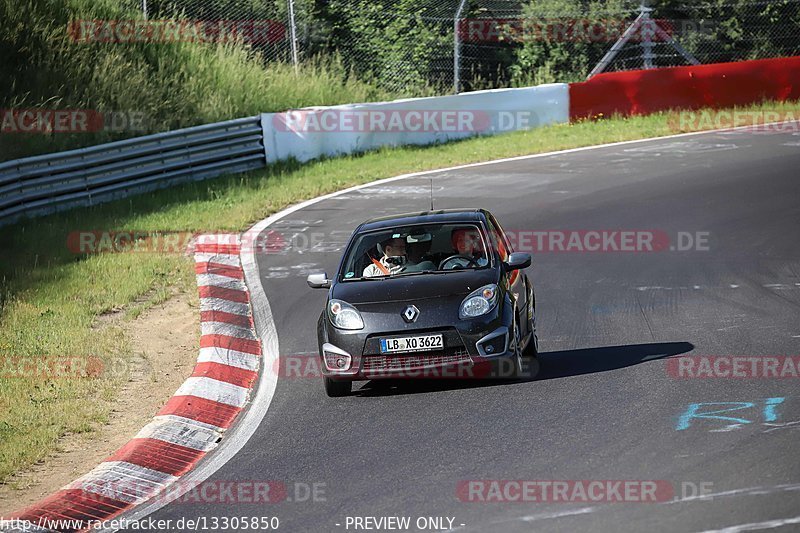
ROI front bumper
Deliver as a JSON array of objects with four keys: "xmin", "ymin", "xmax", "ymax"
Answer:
[{"xmin": 321, "ymin": 324, "xmax": 516, "ymax": 381}]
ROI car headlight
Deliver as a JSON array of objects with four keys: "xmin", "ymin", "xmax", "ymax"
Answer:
[
  {"xmin": 459, "ymin": 284, "xmax": 498, "ymax": 319},
  {"xmin": 328, "ymin": 299, "xmax": 365, "ymax": 330}
]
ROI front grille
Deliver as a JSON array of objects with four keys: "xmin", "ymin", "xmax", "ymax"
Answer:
[{"xmin": 362, "ymin": 348, "xmax": 471, "ymax": 373}]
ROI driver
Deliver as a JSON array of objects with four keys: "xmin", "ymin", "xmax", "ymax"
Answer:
[
  {"xmin": 448, "ymin": 227, "xmax": 489, "ymax": 268},
  {"xmin": 362, "ymin": 237, "xmax": 408, "ymax": 277}
]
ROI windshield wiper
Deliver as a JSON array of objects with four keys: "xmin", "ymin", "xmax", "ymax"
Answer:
[
  {"xmin": 344, "ymin": 269, "xmax": 468, "ymax": 282},
  {"xmin": 345, "ymin": 276, "xmax": 388, "ymax": 281},
  {"xmin": 393, "ymin": 269, "xmax": 461, "ymax": 278}
]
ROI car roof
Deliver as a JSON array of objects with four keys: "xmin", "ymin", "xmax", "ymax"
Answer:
[{"xmin": 358, "ymin": 209, "xmax": 488, "ymax": 233}]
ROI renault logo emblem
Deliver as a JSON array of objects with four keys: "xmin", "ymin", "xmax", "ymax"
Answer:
[{"xmin": 402, "ymin": 305, "xmax": 419, "ymax": 323}]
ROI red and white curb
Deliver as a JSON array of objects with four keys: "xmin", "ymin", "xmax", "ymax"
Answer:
[{"xmin": 4, "ymin": 235, "xmax": 261, "ymax": 533}]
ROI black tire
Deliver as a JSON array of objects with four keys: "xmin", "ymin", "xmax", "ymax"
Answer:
[
  {"xmin": 518, "ymin": 317, "xmax": 540, "ymax": 379},
  {"xmin": 523, "ymin": 320, "xmax": 538, "ymax": 357},
  {"xmin": 509, "ymin": 316, "xmax": 527, "ymax": 379},
  {"xmin": 324, "ymin": 377, "xmax": 351, "ymax": 397}
]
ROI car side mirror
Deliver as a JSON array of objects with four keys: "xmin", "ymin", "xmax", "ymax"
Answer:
[
  {"xmin": 504, "ymin": 252, "xmax": 531, "ymax": 271},
  {"xmin": 307, "ymin": 273, "xmax": 331, "ymax": 289}
]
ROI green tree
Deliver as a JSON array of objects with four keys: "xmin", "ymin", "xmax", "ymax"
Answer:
[{"xmin": 316, "ymin": 0, "xmax": 454, "ymax": 94}]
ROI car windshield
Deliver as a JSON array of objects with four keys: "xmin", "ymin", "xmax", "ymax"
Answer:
[{"xmin": 340, "ymin": 223, "xmax": 492, "ymax": 281}]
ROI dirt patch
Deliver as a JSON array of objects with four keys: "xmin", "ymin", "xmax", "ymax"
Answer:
[{"xmin": 0, "ymin": 292, "xmax": 199, "ymax": 514}]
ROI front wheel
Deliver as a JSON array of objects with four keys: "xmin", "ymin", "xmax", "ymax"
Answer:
[
  {"xmin": 324, "ymin": 377, "xmax": 351, "ymax": 397},
  {"xmin": 523, "ymin": 330, "xmax": 539, "ymax": 358},
  {"xmin": 517, "ymin": 317, "xmax": 540, "ymax": 379}
]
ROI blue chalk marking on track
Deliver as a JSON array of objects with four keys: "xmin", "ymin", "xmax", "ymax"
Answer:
[
  {"xmin": 676, "ymin": 402, "xmax": 755, "ymax": 430},
  {"xmin": 763, "ymin": 397, "xmax": 785, "ymax": 422},
  {"xmin": 676, "ymin": 398, "xmax": 787, "ymax": 430}
]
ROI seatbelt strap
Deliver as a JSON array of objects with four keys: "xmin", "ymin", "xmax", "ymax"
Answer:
[{"xmin": 371, "ymin": 257, "xmax": 390, "ymax": 275}]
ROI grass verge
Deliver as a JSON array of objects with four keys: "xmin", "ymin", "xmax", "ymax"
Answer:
[{"xmin": 2, "ymin": 100, "xmax": 799, "ymax": 486}]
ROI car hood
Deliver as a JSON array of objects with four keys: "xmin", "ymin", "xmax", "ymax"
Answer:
[{"xmin": 331, "ymin": 269, "xmax": 499, "ymax": 305}]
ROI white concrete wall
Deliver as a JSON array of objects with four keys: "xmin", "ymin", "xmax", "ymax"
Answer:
[{"xmin": 261, "ymin": 84, "xmax": 570, "ymax": 163}]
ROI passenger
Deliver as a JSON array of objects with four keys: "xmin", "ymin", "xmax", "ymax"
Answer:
[{"xmin": 362, "ymin": 237, "xmax": 408, "ymax": 277}]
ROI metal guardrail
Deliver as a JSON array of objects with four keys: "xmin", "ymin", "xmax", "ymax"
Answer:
[{"xmin": 0, "ymin": 116, "xmax": 267, "ymax": 226}]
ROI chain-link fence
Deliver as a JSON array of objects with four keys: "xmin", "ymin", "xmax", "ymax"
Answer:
[{"xmin": 120, "ymin": 0, "xmax": 800, "ymax": 95}]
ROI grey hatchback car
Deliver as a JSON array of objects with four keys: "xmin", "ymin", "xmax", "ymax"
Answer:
[{"xmin": 307, "ymin": 209, "xmax": 539, "ymax": 397}]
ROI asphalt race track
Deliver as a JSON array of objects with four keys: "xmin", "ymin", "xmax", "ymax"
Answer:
[{"xmin": 135, "ymin": 126, "xmax": 800, "ymax": 532}]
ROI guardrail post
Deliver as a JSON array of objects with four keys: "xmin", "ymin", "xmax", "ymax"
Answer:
[
  {"xmin": 260, "ymin": 113, "xmax": 271, "ymax": 165},
  {"xmin": 81, "ymin": 152, "xmax": 91, "ymax": 208}
]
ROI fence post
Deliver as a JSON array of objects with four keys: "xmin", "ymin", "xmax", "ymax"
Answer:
[
  {"xmin": 453, "ymin": 0, "xmax": 467, "ymax": 94},
  {"xmin": 640, "ymin": 1, "xmax": 655, "ymax": 69},
  {"xmin": 288, "ymin": 0, "xmax": 300, "ymax": 70}
]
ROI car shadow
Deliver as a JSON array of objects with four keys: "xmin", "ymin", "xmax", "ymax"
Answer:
[{"xmin": 351, "ymin": 341, "xmax": 695, "ymax": 397}]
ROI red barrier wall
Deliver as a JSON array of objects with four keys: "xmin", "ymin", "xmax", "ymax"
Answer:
[{"xmin": 569, "ymin": 56, "xmax": 800, "ymax": 121}]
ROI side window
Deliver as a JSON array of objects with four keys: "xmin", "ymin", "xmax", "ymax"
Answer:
[{"xmin": 485, "ymin": 216, "xmax": 510, "ymax": 262}]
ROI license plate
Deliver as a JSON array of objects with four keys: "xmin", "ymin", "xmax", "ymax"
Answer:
[{"xmin": 380, "ymin": 334, "xmax": 444, "ymax": 354}]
